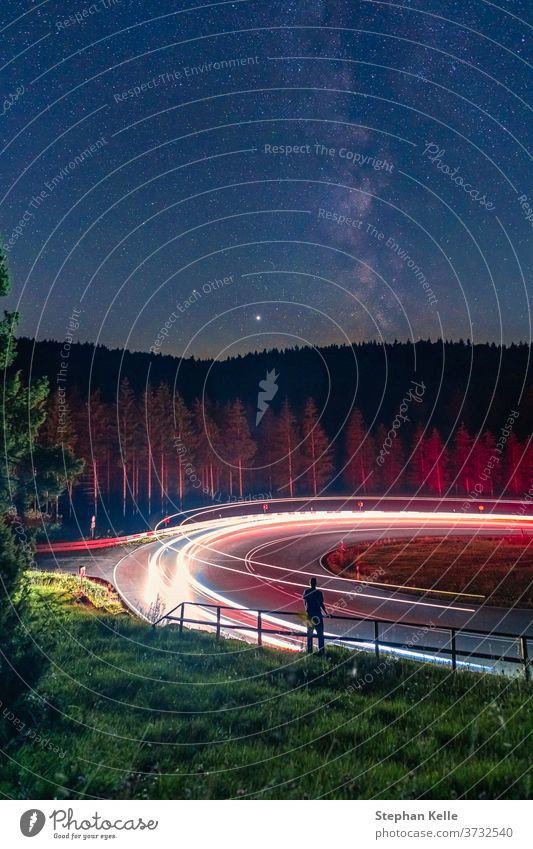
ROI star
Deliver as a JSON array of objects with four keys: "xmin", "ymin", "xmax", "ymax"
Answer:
[{"xmin": 4, "ymin": 0, "xmax": 526, "ymax": 354}]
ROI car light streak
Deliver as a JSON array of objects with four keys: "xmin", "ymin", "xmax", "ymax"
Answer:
[{"xmin": 110, "ymin": 502, "xmax": 533, "ymax": 675}]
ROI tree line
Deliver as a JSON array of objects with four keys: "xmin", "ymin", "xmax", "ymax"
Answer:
[
  {"xmin": 39, "ymin": 380, "xmax": 532, "ymax": 522},
  {"xmin": 15, "ymin": 335, "xmax": 533, "ymax": 442}
]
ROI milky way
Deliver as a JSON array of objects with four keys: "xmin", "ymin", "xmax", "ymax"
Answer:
[{"xmin": 1, "ymin": 0, "xmax": 531, "ymax": 357}]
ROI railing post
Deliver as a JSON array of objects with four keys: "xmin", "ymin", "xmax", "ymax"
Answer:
[
  {"xmin": 520, "ymin": 636, "xmax": 530, "ymax": 681},
  {"xmin": 148, "ymin": 604, "xmax": 528, "ymax": 677},
  {"xmin": 450, "ymin": 628, "xmax": 457, "ymax": 671}
]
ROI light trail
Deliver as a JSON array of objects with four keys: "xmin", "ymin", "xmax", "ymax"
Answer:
[{"xmin": 110, "ymin": 501, "xmax": 533, "ymax": 673}]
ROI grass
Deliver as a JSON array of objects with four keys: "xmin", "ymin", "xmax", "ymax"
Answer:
[
  {"xmin": 326, "ymin": 537, "xmax": 533, "ymax": 607},
  {"xmin": 26, "ymin": 570, "xmax": 126, "ymax": 615},
  {"xmin": 0, "ymin": 572, "xmax": 531, "ymax": 800}
]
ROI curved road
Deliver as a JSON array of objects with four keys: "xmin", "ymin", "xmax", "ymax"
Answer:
[{"xmin": 108, "ymin": 502, "xmax": 533, "ymax": 673}]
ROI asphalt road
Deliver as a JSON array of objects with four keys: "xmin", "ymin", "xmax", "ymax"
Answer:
[
  {"xmin": 36, "ymin": 502, "xmax": 533, "ymax": 673},
  {"xmin": 107, "ymin": 508, "xmax": 533, "ymax": 672}
]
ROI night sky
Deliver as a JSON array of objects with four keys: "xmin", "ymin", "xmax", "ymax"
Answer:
[{"xmin": 1, "ymin": 0, "xmax": 531, "ymax": 359}]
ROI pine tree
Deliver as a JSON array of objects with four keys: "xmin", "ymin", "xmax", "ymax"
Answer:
[
  {"xmin": 1, "ymin": 372, "xmax": 49, "ymax": 512},
  {"xmin": 76, "ymin": 389, "xmax": 113, "ymax": 518},
  {"xmin": 152, "ymin": 383, "xmax": 174, "ymax": 512},
  {"xmin": 344, "ymin": 409, "xmax": 375, "ymax": 494},
  {"xmin": 0, "ymin": 240, "xmax": 74, "ymax": 734},
  {"xmin": 221, "ymin": 399, "xmax": 256, "ymax": 497},
  {"xmin": 192, "ymin": 399, "xmax": 220, "ymax": 499},
  {"xmin": 375, "ymin": 423, "xmax": 406, "ymax": 493},
  {"xmin": 0, "ymin": 254, "xmax": 48, "ymax": 515},
  {"xmin": 300, "ymin": 398, "xmax": 334, "ymax": 495},
  {"xmin": 502, "ymin": 433, "xmax": 526, "ymax": 497},
  {"xmin": 117, "ymin": 379, "xmax": 139, "ymax": 516},
  {"xmin": 424, "ymin": 429, "xmax": 447, "ymax": 495},
  {"xmin": 408, "ymin": 424, "xmax": 428, "ymax": 492},
  {"xmin": 141, "ymin": 387, "xmax": 156, "ymax": 514},
  {"xmin": 173, "ymin": 392, "xmax": 195, "ymax": 507},
  {"xmin": 40, "ymin": 389, "xmax": 77, "ymax": 451},
  {"xmin": 256, "ymin": 406, "xmax": 276, "ymax": 493},
  {"xmin": 37, "ymin": 390, "xmax": 83, "ymax": 518},
  {"xmin": 481, "ymin": 431, "xmax": 499, "ymax": 496},
  {"xmin": 453, "ymin": 423, "xmax": 474, "ymax": 495},
  {"xmin": 19, "ymin": 446, "xmax": 84, "ymax": 520},
  {"xmin": 270, "ymin": 399, "xmax": 301, "ymax": 497}
]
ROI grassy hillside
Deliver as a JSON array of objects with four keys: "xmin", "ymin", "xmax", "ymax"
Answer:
[
  {"xmin": 0, "ymin": 573, "xmax": 531, "ymax": 800},
  {"xmin": 326, "ymin": 537, "xmax": 533, "ymax": 607}
]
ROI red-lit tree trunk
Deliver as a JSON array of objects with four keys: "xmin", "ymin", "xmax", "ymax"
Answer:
[
  {"xmin": 142, "ymin": 388, "xmax": 156, "ymax": 514},
  {"xmin": 192, "ymin": 399, "xmax": 220, "ymax": 500},
  {"xmin": 301, "ymin": 398, "xmax": 334, "ymax": 496},
  {"xmin": 424, "ymin": 429, "xmax": 447, "ymax": 495},
  {"xmin": 502, "ymin": 433, "xmax": 526, "ymax": 496},
  {"xmin": 270, "ymin": 399, "xmax": 300, "ymax": 497},
  {"xmin": 374, "ymin": 423, "xmax": 405, "ymax": 493},
  {"xmin": 117, "ymin": 378, "xmax": 139, "ymax": 516},
  {"xmin": 174, "ymin": 392, "xmax": 195, "ymax": 508},
  {"xmin": 220, "ymin": 400, "xmax": 256, "ymax": 497},
  {"xmin": 453, "ymin": 423, "xmax": 473, "ymax": 495},
  {"xmin": 344, "ymin": 408, "xmax": 375, "ymax": 494}
]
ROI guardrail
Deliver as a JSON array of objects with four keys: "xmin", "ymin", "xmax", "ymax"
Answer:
[
  {"xmin": 36, "ymin": 495, "xmax": 533, "ymax": 553},
  {"xmin": 35, "ymin": 529, "xmax": 157, "ymax": 553},
  {"xmin": 153, "ymin": 601, "xmax": 531, "ymax": 679}
]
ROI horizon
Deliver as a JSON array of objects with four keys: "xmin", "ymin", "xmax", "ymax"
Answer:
[{"xmin": 16, "ymin": 333, "xmax": 533, "ymax": 365}]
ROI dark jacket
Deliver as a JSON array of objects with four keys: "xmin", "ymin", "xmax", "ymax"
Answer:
[{"xmin": 303, "ymin": 587, "xmax": 325, "ymax": 619}]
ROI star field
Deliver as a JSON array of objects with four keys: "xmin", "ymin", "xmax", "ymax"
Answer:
[{"xmin": 1, "ymin": 0, "xmax": 531, "ymax": 358}]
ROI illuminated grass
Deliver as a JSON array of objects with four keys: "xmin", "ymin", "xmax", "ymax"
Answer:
[
  {"xmin": 26, "ymin": 570, "xmax": 126, "ymax": 615},
  {"xmin": 326, "ymin": 537, "xmax": 533, "ymax": 607},
  {"xmin": 0, "ymin": 575, "xmax": 531, "ymax": 800}
]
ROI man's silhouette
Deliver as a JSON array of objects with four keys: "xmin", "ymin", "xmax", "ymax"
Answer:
[{"xmin": 303, "ymin": 577, "xmax": 328, "ymax": 655}]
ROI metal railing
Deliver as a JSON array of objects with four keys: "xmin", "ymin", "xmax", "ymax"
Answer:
[{"xmin": 153, "ymin": 601, "xmax": 532, "ymax": 679}]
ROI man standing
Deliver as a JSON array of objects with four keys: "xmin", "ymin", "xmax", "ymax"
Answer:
[{"xmin": 303, "ymin": 577, "xmax": 328, "ymax": 655}]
